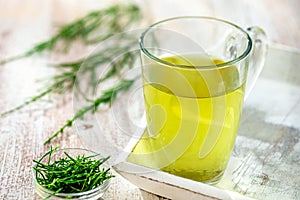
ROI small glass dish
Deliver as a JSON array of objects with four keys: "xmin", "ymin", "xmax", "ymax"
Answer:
[{"xmin": 33, "ymin": 148, "xmax": 111, "ymax": 200}]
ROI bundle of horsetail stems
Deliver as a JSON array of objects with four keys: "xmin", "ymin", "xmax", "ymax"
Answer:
[
  {"xmin": 0, "ymin": 3, "xmax": 141, "ymax": 144},
  {"xmin": 33, "ymin": 147, "xmax": 114, "ymax": 196}
]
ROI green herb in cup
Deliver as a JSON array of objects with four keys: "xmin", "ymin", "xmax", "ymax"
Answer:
[{"xmin": 33, "ymin": 147, "xmax": 114, "ymax": 199}]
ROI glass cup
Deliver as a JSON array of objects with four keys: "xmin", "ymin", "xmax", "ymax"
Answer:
[{"xmin": 127, "ymin": 16, "xmax": 267, "ymax": 184}]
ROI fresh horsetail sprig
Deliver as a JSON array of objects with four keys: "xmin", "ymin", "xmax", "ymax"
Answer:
[
  {"xmin": 0, "ymin": 38, "xmax": 138, "ymax": 117},
  {"xmin": 33, "ymin": 147, "xmax": 113, "ymax": 196},
  {"xmin": 0, "ymin": 3, "xmax": 140, "ymax": 65},
  {"xmin": 44, "ymin": 79, "xmax": 135, "ymax": 145},
  {"xmin": 0, "ymin": 71, "xmax": 76, "ymax": 117}
]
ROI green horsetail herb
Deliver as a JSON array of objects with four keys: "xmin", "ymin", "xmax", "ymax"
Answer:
[
  {"xmin": 0, "ymin": 3, "xmax": 140, "ymax": 65},
  {"xmin": 0, "ymin": 3, "xmax": 141, "ymax": 144},
  {"xmin": 33, "ymin": 147, "xmax": 114, "ymax": 198},
  {"xmin": 0, "ymin": 72, "xmax": 76, "ymax": 117},
  {"xmin": 0, "ymin": 40, "xmax": 137, "ymax": 117},
  {"xmin": 44, "ymin": 79, "xmax": 135, "ymax": 145}
]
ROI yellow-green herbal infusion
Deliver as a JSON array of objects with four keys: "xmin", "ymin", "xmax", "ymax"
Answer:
[{"xmin": 128, "ymin": 54, "xmax": 245, "ymax": 182}]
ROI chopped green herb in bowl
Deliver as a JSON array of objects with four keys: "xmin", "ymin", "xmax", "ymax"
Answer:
[{"xmin": 33, "ymin": 147, "xmax": 113, "ymax": 199}]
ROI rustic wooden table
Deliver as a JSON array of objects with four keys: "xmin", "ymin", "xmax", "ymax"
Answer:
[{"xmin": 0, "ymin": 0, "xmax": 299, "ymax": 199}]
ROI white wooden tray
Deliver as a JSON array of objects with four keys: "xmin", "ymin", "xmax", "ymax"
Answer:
[{"xmin": 77, "ymin": 44, "xmax": 300, "ymax": 200}]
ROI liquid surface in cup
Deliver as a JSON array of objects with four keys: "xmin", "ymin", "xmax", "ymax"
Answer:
[{"xmin": 127, "ymin": 54, "xmax": 245, "ymax": 183}]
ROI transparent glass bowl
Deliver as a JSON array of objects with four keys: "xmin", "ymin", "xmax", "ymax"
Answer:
[{"xmin": 33, "ymin": 148, "xmax": 111, "ymax": 200}]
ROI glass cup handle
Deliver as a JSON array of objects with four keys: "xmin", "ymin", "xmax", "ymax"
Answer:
[{"xmin": 245, "ymin": 26, "xmax": 268, "ymax": 99}]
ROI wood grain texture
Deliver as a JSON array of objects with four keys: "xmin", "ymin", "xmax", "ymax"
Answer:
[
  {"xmin": 226, "ymin": 47, "xmax": 300, "ymax": 200},
  {"xmin": 0, "ymin": 0, "xmax": 299, "ymax": 199}
]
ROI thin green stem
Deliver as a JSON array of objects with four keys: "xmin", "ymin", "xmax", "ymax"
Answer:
[
  {"xmin": 0, "ymin": 3, "xmax": 140, "ymax": 65},
  {"xmin": 44, "ymin": 79, "xmax": 135, "ymax": 145},
  {"xmin": 0, "ymin": 88, "xmax": 53, "ymax": 117}
]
